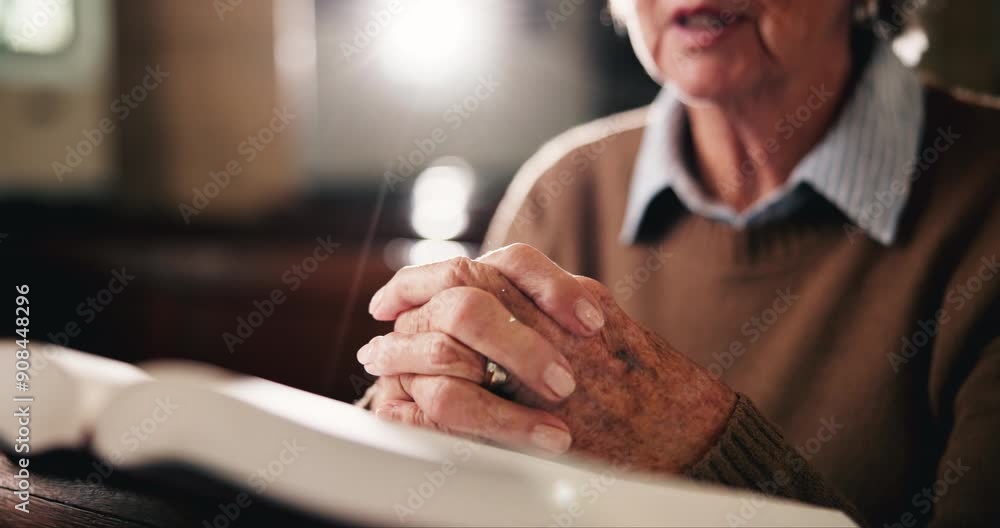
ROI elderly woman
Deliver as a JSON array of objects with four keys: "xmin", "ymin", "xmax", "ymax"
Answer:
[{"xmin": 357, "ymin": 0, "xmax": 999, "ymax": 526}]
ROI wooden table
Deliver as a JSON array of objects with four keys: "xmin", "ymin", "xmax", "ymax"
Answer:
[{"xmin": 0, "ymin": 452, "xmax": 355, "ymax": 528}]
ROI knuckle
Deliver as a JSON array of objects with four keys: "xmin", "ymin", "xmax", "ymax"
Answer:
[
  {"xmin": 505, "ymin": 243, "xmax": 534, "ymax": 260},
  {"xmin": 391, "ymin": 406, "xmax": 414, "ymax": 425},
  {"xmin": 427, "ymin": 333, "xmax": 460, "ymax": 369},
  {"xmin": 575, "ymin": 275, "xmax": 611, "ymax": 299},
  {"xmin": 424, "ymin": 379, "xmax": 462, "ymax": 422},
  {"xmin": 412, "ymin": 407, "xmax": 434, "ymax": 429},
  {"xmin": 444, "ymin": 288, "xmax": 491, "ymax": 332},
  {"xmin": 502, "ymin": 243, "xmax": 541, "ymax": 270},
  {"xmin": 420, "ymin": 296, "xmax": 448, "ymax": 327},
  {"xmin": 393, "ymin": 312, "xmax": 417, "ymax": 333},
  {"xmin": 444, "ymin": 256, "xmax": 476, "ymax": 286}
]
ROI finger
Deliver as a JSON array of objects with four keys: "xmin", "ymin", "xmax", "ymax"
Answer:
[
  {"xmin": 373, "ymin": 400, "xmax": 437, "ymax": 429},
  {"xmin": 368, "ymin": 376, "xmax": 411, "ymax": 411},
  {"xmin": 479, "ymin": 244, "xmax": 605, "ymax": 336},
  {"xmin": 368, "ymin": 257, "xmax": 482, "ymax": 321},
  {"xmin": 401, "ymin": 375, "xmax": 573, "ymax": 455},
  {"xmin": 357, "ymin": 332, "xmax": 486, "ymax": 383},
  {"xmin": 399, "ymin": 287, "xmax": 577, "ymax": 401}
]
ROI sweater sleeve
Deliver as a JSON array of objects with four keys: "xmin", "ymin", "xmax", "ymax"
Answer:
[
  {"xmin": 686, "ymin": 394, "xmax": 867, "ymax": 526},
  {"xmin": 480, "ymin": 137, "xmax": 590, "ymax": 274},
  {"xmin": 920, "ymin": 335, "xmax": 1000, "ymax": 528}
]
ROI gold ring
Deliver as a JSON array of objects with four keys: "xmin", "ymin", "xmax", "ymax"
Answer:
[{"xmin": 483, "ymin": 359, "xmax": 511, "ymax": 393}]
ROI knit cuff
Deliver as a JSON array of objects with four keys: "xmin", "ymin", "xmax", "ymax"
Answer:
[
  {"xmin": 686, "ymin": 393, "xmax": 789, "ymax": 486},
  {"xmin": 685, "ymin": 393, "xmax": 864, "ymax": 524}
]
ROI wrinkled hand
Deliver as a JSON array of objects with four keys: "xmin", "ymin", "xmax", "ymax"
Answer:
[{"xmin": 359, "ymin": 244, "xmax": 736, "ymax": 473}]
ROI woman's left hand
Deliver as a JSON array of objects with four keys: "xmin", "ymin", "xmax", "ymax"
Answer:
[{"xmin": 360, "ymin": 243, "xmax": 737, "ymax": 472}]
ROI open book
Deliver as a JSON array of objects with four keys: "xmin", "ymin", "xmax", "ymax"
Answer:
[{"xmin": 0, "ymin": 341, "xmax": 855, "ymax": 527}]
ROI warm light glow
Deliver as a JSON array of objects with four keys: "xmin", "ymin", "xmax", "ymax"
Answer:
[
  {"xmin": 408, "ymin": 239, "xmax": 470, "ymax": 266},
  {"xmin": 552, "ymin": 480, "xmax": 577, "ymax": 507},
  {"xmin": 1, "ymin": 0, "xmax": 76, "ymax": 54},
  {"xmin": 411, "ymin": 208, "xmax": 469, "ymax": 241},
  {"xmin": 383, "ymin": 238, "xmax": 474, "ymax": 269},
  {"xmin": 410, "ymin": 159, "xmax": 475, "ymax": 241},
  {"xmin": 380, "ymin": 0, "xmax": 480, "ymax": 83},
  {"xmin": 893, "ymin": 28, "xmax": 929, "ymax": 68}
]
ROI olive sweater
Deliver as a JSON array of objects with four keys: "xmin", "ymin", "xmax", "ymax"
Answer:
[{"xmin": 483, "ymin": 85, "xmax": 1000, "ymax": 527}]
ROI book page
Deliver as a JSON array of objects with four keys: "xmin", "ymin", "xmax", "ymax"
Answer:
[
  {"xmin": 92, "ymin": 362, "xmax": 857, "ymax": 527},
  {"xmin": 0, "ymin": 341, "xmax": 150, "ymax": 452}
]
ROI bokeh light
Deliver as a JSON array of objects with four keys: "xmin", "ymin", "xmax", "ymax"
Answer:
[
  {"xmin": 379, "ymin": 0, "xmax": 482, "ymax": 83},
  {"xmin": 410, "ymin": 158, "xmax": 475, "ymax": 240}
]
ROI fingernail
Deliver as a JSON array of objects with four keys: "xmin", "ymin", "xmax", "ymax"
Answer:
[
  {"xmin": 356, "ymin": 343, "xmax": 374, "ymax": 364},
  {"xmin": 369, "ymin": 287, "xmax": 385, "ymax": 315},
  {"xmin": 531, "ymin": 424, "xmax": 572, "ymax": 454},
  {"xmin": 544, "ymin": 363, "xmax": 576, "ymax": 399},
  {"xmin": 574, "ymin": 299, "xmax": 605, "ymax": 333}
]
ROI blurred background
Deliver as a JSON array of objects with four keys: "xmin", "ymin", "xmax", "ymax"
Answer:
[{"xmin": 1, "ymin": 0, "xmax": 997, "ymax": 402}]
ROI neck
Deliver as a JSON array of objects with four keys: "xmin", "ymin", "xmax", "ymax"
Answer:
[{"xmin": 685, "ymin": 40, "xmax": 856, "ymax": 212}]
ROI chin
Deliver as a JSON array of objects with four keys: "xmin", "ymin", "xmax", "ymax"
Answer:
[{"xmin": 658, "ymin": 54, "xmax": 759, "ymax": 104}]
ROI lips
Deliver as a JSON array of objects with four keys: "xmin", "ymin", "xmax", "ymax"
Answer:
[
  {"xmin": 674, "ymin": 7, "xmax": 737, "ymax": 30},
  {"xmin": 669, "ymin": 5, "xmax": 748, "ymax": 48}
]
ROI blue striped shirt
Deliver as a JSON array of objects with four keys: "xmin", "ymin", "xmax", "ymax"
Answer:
[{"xmin": 620, "ymin": 43, "xmax": 926, "ymax": 246}]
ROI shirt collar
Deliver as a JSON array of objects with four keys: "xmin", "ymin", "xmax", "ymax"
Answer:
[{"xmin": 620, "ymin": 43, "xmax": 926, "ymax": 246}]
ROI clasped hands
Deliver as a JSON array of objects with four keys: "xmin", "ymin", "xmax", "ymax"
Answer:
[{"xmin": 358, "ymin": 243, "xmax": 736, "ymax": 473}]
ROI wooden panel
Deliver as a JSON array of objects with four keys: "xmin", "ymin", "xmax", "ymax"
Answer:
[
  {"xmin": 15, "ymin": 238, "xmax": 393, "ymax": 402},
  {"xmin": 114, "ymin": 0, "xmax": 298, "ymax": 217}
]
